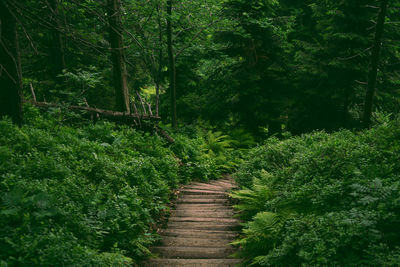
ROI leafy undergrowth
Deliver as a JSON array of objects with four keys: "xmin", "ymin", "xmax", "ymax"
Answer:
[
  {"xmin": 0, "ymin": 105, "xmax": 238, "ymax": 266},
  {"xmin": 232, "ymin": 116, "xmax": 400, "ymax": 266}
]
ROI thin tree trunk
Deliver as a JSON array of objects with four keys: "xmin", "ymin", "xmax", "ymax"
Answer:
[
  {"xmin": 49, "ymin": 0, "xmax": 66, "ymax": 77},
  {"xmin": 0, "ymin": 1, "xmax": 23, "ymax": 126},
  {"xmin": 155, "ymin": 2, "xmax": 162, "ymax": 117},
  {"xmin": 342, "ymin": 86, "xmax": 350, "ymax": 127},
  {"xmin": 363, "ymin": 0, "xmax": 388, "ymax": 128},
  {"xmin": 107, "ymin": 0, "xmax": 130, "ymax": 113},
  {"xmin": 167, "ymin": 0, "xmax": 177, "ymax": 128}
]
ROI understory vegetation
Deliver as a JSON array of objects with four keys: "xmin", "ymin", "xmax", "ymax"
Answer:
[
  {"xmin": 1, "ymin": 0, "xmax": 400, "ymax": 266},
  {"xmin": 0, "ymin": 105, "xmax": 238, "ymax": 266},
  {"xmin": 232, "ymin": 115, "xmax": 400, "ymax": 266}
]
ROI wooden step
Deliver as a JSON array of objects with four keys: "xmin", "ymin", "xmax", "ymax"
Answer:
[
  {"xmin": 152, "ymin": 246, "xmax": 235, "ymax": 259},
  {"xmin": 169, "ymin": 216, "xmax": 239, "ymax": 223},
  {"xmin": 161, "ymin": 236, "xmax": 234, "ymax": 247},
  {"xmin": 209, "ymin": 181, "xmax": 236, "ymax": 188},
  {"xmin": 179, "ymin": 194, "xmax": 228, "ymax": 199},
  {"xmin": 185, "ymin": 185, "xmax": 230, "ymax": 192},
  {"xmin": 180, "ymin": 189, "xmax": 227, "ymax": 195},
  {"xmin": 168, "ymin": 222, "xmax": 240, "ymax": 231},
  {"xmin": 176, "ymin": 198, "xmax": 229, "ymax": 204},
  {"xmin": 176, "ymin": 204, "xmax": 230, "ymax": 209},
  {"xmin": 173, "ymin": 210, "xmax": 235, "ymax": 218},
  {"xmin": 160, "ymin": 229, "xmax": 239, "ymax": 239},
  {"xmin": 144, "ymin": 258, "xmax": 241, "ymax": 267}
]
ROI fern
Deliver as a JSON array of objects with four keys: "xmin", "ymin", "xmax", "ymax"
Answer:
[{"xmin": 231, "ymin": 171, "xmax": 275, "ymax": 220}]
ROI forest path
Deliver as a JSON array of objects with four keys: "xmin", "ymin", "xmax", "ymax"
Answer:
[{"xmin": 144, "ymin": 176, "xmax": 241, "ymax": 267}]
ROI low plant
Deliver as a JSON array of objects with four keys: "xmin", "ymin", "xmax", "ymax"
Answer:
[
  {"xmin": 232, "ymin": 117, "xmax": 400, "ymax": 266},
  {"xmin": 0, "ymin": 105, "xmax": 223, "ymax": 266}
]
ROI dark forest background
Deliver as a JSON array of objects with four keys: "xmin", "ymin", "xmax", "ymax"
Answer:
[{"xmin": 1, "ymin": 0, "xmax": 399, "ymax": 137}]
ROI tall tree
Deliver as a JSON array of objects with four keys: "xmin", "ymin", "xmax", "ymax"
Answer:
[
  {"xmin": 167, "ymin": 0, "xmax": 177, "ymax": 128},
  {"xmin": 48, "ymin": 0, "xmax": 66, "ymax": 78},
  {"xmin": 0, "ymin": 0, "xmax": 23, "ymax": 126},
  {"xmin": 107, "ymin": 0, "xmax": 130, "ymax": 113},
  {"xmin": 363, "ymin": 0, "xmax": 389, "ymax": 127}
]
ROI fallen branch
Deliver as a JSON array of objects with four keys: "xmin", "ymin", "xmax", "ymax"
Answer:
[
  {"xmin": 154, "ymin": 124, "xmax": 175, "ymax": 144},
  {"xmin": 28, "ymin": 100, "xmax": 161, "ymax": 121}
]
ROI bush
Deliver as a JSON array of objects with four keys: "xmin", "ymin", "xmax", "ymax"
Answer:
[
  {"xmin": 0, "ymin": 105, "xmax": 225, "ymax": 266},
  {"xmin": 232, "ymin": 117, "xmax": 400, "ymax": 266},
  {"xmin": 170, "ymin": 125, "xmax": 241, "ymax": 182}
]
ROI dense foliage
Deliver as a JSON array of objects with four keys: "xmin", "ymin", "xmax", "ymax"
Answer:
[
  {"xmin": 179, "ymin": 0, "xmax": 400, "ymax": 135},
  {"xmin": 1, "ymin": 0, "xmax": 398, "ymax": 136},
  {"xmin": 232, "ymin": 115, "xmax": 400, "ymax": 266},
  {"xmin": 0, "ymin": 105, "xmax": 235, "ymax": 266},
  {"xmin": 1, "ymin": 0, "xmax": 400, "ymax": 265}
]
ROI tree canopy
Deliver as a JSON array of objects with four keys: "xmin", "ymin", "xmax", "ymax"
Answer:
[{"xmin": 0, "ymin": 0, "xmax": 398, "ymax": 135}]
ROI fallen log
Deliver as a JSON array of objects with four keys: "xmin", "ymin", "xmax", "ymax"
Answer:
[
  {"xmin": 28, "ymin": 100, "xmax": 176, "ymax": 143},
  {"xmin": 154, "ymin": 124, "xmax": 175, "ymax": 143},
  {"xmin": 29, "ymin": 100, "xmax": 161, "ymax": 121}
]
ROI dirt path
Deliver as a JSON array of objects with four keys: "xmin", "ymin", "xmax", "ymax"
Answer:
[{"xmin": 144, "ymin": 177, "xmax": 241, "ymax": 267}]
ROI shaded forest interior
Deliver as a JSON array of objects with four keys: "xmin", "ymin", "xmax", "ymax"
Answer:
[
  {"xmin": 1, "ymin": 0, "xmax": 400, "ymax": 266},
  {"xmin": 1, "ymin": 0, "xmax": 399, "ymax": 135}
]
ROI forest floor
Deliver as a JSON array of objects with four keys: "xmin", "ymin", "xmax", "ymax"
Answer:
[{"xmin": 144, "ymin": 176, "xmax": 242, "ymax": 267}]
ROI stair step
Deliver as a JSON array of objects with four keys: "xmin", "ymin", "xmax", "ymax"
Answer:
[
  {"xmin": 161, "ymin": 236, "xmax": 234, "ymax": 247},
  {"xmin": 152, "ymin": 246, "xmax": 235, "ymax": 259},
  {"xmin": 179, "ymin": 194, "xmax": 227, "ymax": 199},
  {"xmin": 160, "ymin": 229, "xmax": 239, "ymax": 239},
  {"xmin": 144, "ymin": 258, "xmax": 241, "ymax": 267},
  {"xmin": 180, "ymin": 189, "xmax": 227, "ymax": 195},
  {"xmin": 173, "ymin": 210, "xmax": 235, "ymax": 218},
  {"xmin": 185, "ymin": 185, "xmax": 229, "ymax": 192},
  {"xmin": 176, "ymin": 198, "xmax": 229, "ymax": 204},
  {"xmin": 209, "ymin": 181, "xmax": 236, "ymax": 188},
  {"xmin": 168, "ymin": 222, "xmax": 240, "ymax": 231},
  {"xmin": 169, "ymin": 216, "xmax": 238, "ymax": 223},
  {"xmin": 176, "ymin": 203, "xmax": 232, "ymax": 210}
]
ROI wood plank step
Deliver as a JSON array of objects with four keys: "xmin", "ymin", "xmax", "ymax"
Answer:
[
  {"xmin": 161, "ymin": 236, "xmax": 234, "ymax": 247},
  {"xmin": 176, "ymin": 203, "xmax": 229, "ymax": 210},
  {"xmin": 209, "ymin": 180, "xmax": 236, "ymax": 187},
  {"xmin": 179, "ymin": 194, "xmax": 227, "ymax": 199},
  {"xmin": 173, "ymin": 210, "xmax": 235, "ymax": 218},
  {"xmin": 185, "ymin": 185, "xmax": 229, "ymax": 192},
  {"xmin": 169, "ymin": 216, "xmax": 239, "ymax": 223},
  {"xmin": 180, "ymin": 189, "xmax": 227, "ymax": 195},
  {"xmin": 168, "ymin": 222, "xmax": 240, "ymax": 231},
  {"xmin": 152, "ymin": 246, "xmax": 235, "ymax": 259},
  {"xmin": 176, "ymin": 198, "xmax": 229, "ymax": 204},
  {"xmin": 191, "ymin": 181, "xmax": 228, "ymax": 187},
  {"xmin": 175, "ymin": 206, "xmax": 233, "ymax": 211},
  {"xmin": 144, "ymin": 258, "xmax": 241, "ymax": 267},
  {"xmin": 160, "ymin": 229, "xmax": 239, "ymax": 239}
]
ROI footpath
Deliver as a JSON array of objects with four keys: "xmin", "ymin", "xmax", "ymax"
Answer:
[{"xmin": 144, "ymin": 177, "xmax": 241, "ymax": 267}]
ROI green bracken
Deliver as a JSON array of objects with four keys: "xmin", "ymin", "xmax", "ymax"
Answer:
[
  {"xmin": 0, "ymin": 105, "xmax": 235, "ymax": 266},
  {"xmin": 233, "ymin": 115, "xmax": 400, "ymax": 266}
]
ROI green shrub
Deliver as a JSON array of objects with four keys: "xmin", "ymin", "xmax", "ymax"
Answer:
[
  {"xmin": 233, "ymin": 117, "xmax": 400, "ymax": 266},
  {"xmin": 170, "ymin": 126, "xmax": 240, "ymax": 181},
  {"xmin": 0, "ymin": 105, "xmax": 224, "ymax": 266}
]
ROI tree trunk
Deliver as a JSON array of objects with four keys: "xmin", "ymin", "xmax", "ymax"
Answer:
[
  {"xmin": 342, "ymin": 86, "xmax": 350, "ymax": 128},
  {"xmin": 0, "ymin": 1, "xmax": 23, "ymax": 126},
  {"xmin": 107, "ymin": 0, "xmax": 130, "ymax": 113},
  {"xmin": 167, "ymin": 0, "xmax": 177, "ymax": 128},
  {"xmin": 363, "ymin": 0, "xmax": 388, "ymax": 128},
  {"xmin": 49, "ymin": 0, "xmax": 66, "ymax": 77},
  {"xmin": 155, "ymin": 2, "xmax": 162, "ymax": 117}
]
